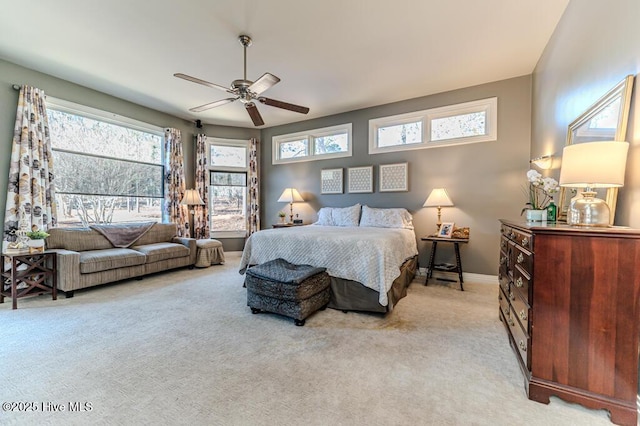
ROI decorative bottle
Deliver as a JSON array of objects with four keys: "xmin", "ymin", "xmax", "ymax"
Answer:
[{"xmin": 547, "ymin": 200, "xmax": 557, "ymax": 222}]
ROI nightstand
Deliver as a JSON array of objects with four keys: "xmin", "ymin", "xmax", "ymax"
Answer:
[{"xmin": 421, "ymin": 236, "xmax": 468, "ymax": 291}]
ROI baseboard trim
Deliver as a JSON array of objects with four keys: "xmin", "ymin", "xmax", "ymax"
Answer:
[
  {"xmin": 425, "ymin": 271, "xmax": 498, "ymax": 285},
  {"xmin": 463, "ymin": 273, "xmax": 498, "ymax": 285}
]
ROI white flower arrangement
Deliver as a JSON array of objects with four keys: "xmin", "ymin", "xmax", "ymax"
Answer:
[{"xmin": 524, "ymin": 169, "xmax": 558, "ymax": 211}]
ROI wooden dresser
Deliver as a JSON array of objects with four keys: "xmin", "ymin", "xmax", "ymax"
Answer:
[{"xmin": 499, "ymin": 220, "xmax": 640, "ymax": 426}]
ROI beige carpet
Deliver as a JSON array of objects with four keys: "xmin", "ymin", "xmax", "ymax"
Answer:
[{"xmin": 0, "ymin": 252, "xmax": 615, "ymax": 425}]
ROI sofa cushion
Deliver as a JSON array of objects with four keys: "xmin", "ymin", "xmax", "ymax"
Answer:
[
  {"xmin": 79, "ymin": 248, "xmax": 147, "ymax": 274},
  {"xmin": 132, "ymin": 242, "xmax": 189, "ymax": 264},
  {"xmin": 47, "ymin": 227, "xmax": 113, "ymax": 251},
  {"xmin": 134, "ymin": 223, "xmax": 178, "ymax": 246}
]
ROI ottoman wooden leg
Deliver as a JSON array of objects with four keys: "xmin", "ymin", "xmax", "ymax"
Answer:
[
  {"xmin": 251, "ymin": 307, "xmax": 262, "ymax": 314},
  {"xmin": 294, "ymin": 319, "xmax": 305, "ymax": 326}
]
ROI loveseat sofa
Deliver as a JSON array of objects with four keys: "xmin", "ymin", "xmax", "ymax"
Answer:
[{"xmin": 46, "ymin": 223, "xmax": 196, "ymax": 297}]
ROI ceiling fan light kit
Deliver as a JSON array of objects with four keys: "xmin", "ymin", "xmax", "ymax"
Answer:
[{"xmin": 175, "ymin": 35, "xmax": 309, "ymax": 126}]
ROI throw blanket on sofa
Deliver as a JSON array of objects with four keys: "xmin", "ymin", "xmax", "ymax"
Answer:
[{"xmin": 89, "ymin": 222, "xmax": 155, "ymax": 248}]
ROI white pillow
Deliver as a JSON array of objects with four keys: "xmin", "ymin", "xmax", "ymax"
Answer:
[
  {"xmin": 315, "ymin": 207, "xmax": 334, "ymax": 226},
  {"xmin": 314, "ymin": 204, "xmax": 361, "ymax": 227},
  {"xmin": 359, "ymin": 206, "xmax": 414, "ymax": 229},
  {"xmin": 332, "ymin": 204, "xmax": 361, "ymax": 227}
]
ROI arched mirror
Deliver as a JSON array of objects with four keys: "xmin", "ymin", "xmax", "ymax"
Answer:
[{"xmin": 558, "ymin": 75, "xmax": 635, "ymax": 224}]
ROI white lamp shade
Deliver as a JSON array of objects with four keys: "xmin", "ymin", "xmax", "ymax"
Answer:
[
  {"xmin": 277, "ymin": 188, "xmax": 304, "ymax": 203},
  {"xmin": 180, "ymin": 189, "xmax": 205, "ymax": 206},
  {"xmin": 423, "ymin": 188, "xmax": 454, "ymax": 208},
  {"xmin": 559, "ymin": 141, "xmax": 629, "ymax": 188}
]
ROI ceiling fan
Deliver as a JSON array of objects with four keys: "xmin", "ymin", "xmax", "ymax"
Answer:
[{"xmin": 174, "ymin": 35, "xmax": 309, "ymax": 126}]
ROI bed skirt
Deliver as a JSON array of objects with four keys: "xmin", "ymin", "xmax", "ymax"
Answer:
[{"xmin": 327, "ymin": 256, "xmax": 417, "ymax": 313}]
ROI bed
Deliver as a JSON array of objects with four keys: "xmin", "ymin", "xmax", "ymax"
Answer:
[{"xmin": 239, "ymin": 205, "xmax": 419, "ymax": 313}]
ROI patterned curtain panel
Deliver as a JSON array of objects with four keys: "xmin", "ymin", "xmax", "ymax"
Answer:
[
  {"xmin": 247, "ymin": 137, "xmax": 260, "ymax": 235},
  {"xmin": 3, "ymin": 85, "xmax": 57, "ymax": 243},
  {"xmin": 193, "ymin": 134, "xmax": 209, "ymax": 239},
  {"xmin": 163, "ymin": 128, "xmax": 189, "ymax": 237}
]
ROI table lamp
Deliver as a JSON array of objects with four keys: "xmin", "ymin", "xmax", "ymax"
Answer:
[
  {"xmin": 180, "ymin": 189, "xmax": 205, "ymax": 232},
  {"xmin": 277, "ymin": 188, "xmax": 304, "ymax": 223},
  {"xmin": 559, "ymin": 141, "xmax": 629, "ymax": 226},
  {"xmin": 423, "ymin": 188, "xmax": 454, "ymax": 230}
]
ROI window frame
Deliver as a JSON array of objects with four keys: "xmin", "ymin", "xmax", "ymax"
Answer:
[
  {"xmin": 206, "ymin": 137, "xmax": 250, "ymax": 238},
  {"xmin": 272, "ymin": 123, "xmax": 352, "ymax": 164},
  {"xmin": 368, "ymin": 97, "xmax": 497, "ymax": 154},
  {"xmin": 46, "ymin": 97, "xmax": 165, "ymax": 226}
]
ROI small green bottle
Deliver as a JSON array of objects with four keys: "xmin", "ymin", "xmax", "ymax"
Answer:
[{"xmin": 547, "ymin": 201, "xmax": 557, "ymax": 222}]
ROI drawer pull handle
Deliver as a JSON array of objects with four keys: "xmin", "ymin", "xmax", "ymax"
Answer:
[
  {"xmin": 517, "ymin": 253, "xmax": 524, "ymax": 264},
  {"xmin": 515, "ymin": 277, "xmax": 523, "ymax": 288},
  {"xmin": 522, "ymin": 237, "xmax": 529, "ymax": 247},
  {"xmin": 519, "ymin": 340, "xmax": 527, "ymax": 352},
  {"xmin": 508, "ymin": 318, "xmax": 515, "ymax": 327},
  {"xmin": 509, "ymin": 232, "xmax": 516, "ymax": 239},
  {"xmin": 500, "ymin": 256, "xmax": 506, "ymax": 265},
  {"xmin": 503, "ymin": 307, "xmax": 509, "ymax": 317},
  {"xmin": 519, "ymin": 309, "xmax": 527, "ymax": 321},
  {"xmin": 509, "ymin": 291, "xmax": 515, "ymax": 301}
]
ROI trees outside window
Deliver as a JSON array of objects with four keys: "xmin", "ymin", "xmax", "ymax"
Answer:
[{"xmin": 47, "ymin": 102, "xmax": 164, "ymax": 227}]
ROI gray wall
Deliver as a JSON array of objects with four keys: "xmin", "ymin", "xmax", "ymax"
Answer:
[
  {"xmin": 260, "ymin": 75, "xmax": 532, "ymax": 275},
  {"xmin": 0, "ymin": 58, "xmax": 258, "ymax": 252},
  {"xmin": 531, "ymin": 0, "xmax": 640, "ymax": 228}
]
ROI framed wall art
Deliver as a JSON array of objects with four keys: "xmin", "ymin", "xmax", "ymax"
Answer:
[
  {"xmin": 348, "ymin": 166, "xmax": 373, "ymax": 193},
  {"xmin": 321, "ymin": 168, "xmax": 343, "ymax": 194},
  {"xmin": 379, "ymin": 162, "xmax": 408, "ymax": 192}
]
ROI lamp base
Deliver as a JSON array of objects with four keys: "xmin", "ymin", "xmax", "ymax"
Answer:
[{"xmin": 567, "ymin": 191, "xmax": 610, "ymax": 227}]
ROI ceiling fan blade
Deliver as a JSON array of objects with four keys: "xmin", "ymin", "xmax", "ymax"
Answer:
[
  {"xmin": 190, "ymin": 97, "xmax": 238, "ymax": 112},
  {"xmin": 245, "ymin": 102, "xmax": 264, "ymax": 126},
  {"xmin": 258, "ymin": 97, "xmax": 309, "ymax": 114},
  {"xmin": 248, "ymin": 73, "xmax": 280, "ymax": 95},
  {"xmin": 174, "ymin": 73, "xmax": 234, "ymax": 94}
]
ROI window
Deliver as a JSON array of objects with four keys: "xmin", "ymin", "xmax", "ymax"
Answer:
[
  {"xmin": 47, "ymin": 98, "xmax": 164, "ymax": 227},
  {"xmin": 369, "ymin": 97, "xmax": 497, "ymax": 154},
  {"xmin": 207, "ymin": 138, "xmax": 249, "ymax": 238},
  {"xmin": 272, "ymin": 123, "xmax": 352, "ymax": 164}
]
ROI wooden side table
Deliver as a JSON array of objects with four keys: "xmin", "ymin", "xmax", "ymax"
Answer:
[
  {"xmin": 1, "ymin": 251, "xmax": 57, "ymax": 309},
  {"xmin": 421, "ymin": 236, "xmax": 469, "ymax": 291}
]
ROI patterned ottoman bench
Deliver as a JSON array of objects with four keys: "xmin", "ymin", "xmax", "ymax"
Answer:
[{"xmin": 245, "ymin": 258, "xmax": 330, "ymax": 326}]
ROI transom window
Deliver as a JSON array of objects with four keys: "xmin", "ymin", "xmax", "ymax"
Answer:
[
  {"xmin": 47, "ymin": 98, "xmax": 164, "ymax": 227},
  {"xmin": 207, "ymin": 138, "xmax": 249, "ymax": 238},
  {"xmin": 272, "ymin": 123, "xmax": 352, "ymax": 164},
  {"xmin": 369, "ymin": 97, "xmax": 497, "ymax": 154}
]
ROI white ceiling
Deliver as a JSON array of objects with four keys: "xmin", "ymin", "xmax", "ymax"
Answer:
[{"xmin": 0, "ymin": 0, "xmax": 569, "ymax": 129}]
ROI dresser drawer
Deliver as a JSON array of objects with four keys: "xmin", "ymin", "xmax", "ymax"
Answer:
[
  {"xmin": 513, "ymin": 245, "xmax": 533, "ymax": 276},
  {"xmin": 509, "ymin": 306, "xmax": 530, "ymax": 370},
  {"xmin": 499, "ymin": 252, "xmax": 508, "ymax": 278},
  {"xmin": 499, "ymin": 273, "xmax": 509, "ymax": 295},
  {"xmin": 515, "ymin": 231, "xmax": 533, "ymax": 250},
  {"xmin": 500, "ymin": 224, "xmax": 512, "ymax": 239},
  {"xmin": 501, "ymin": 225, "xmax": 533, "ymax": 250},
  {"xmin": 499, "ymin": 286, "xmax": 510, "ymax": 319},
  {"xmin": 500, "ymin": 235, "xmax": 509, "ymax": 253},
  {"xmin": 510, "ymin": 287, "xmax": 530, "ymax": 333},
  {"xmin": 512, "ymin": 265, "xmax": 531, "ymax": 304}
]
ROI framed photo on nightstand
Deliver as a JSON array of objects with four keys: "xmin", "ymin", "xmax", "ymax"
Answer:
[{"xmin": 438, "ymin": 222, "xmax": 455, "ymax": 238}]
